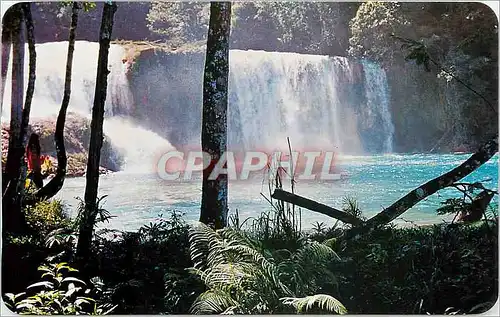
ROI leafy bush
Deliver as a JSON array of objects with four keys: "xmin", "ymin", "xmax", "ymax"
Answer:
[
  {"xmin": 24, "ymin": 199, "xmax": 72, "ymax": 236},
  {"xmin": 86, "ymin": 210, "xmax": 200, "ymax": 314},
  {"xmin": 330, "ymin": 222, "xmax": 498, "ymax": 314},
  {"xmin": 188, "ymin": 223, "xmax": 347, "ymax": 314},
  {"xmin": 4, "ymin": 262, "xmax": 116, "ymax": 315}
]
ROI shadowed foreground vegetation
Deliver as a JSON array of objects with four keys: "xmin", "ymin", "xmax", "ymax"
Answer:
[{"xmin": 2, "ymin": 198, "xmax": 497, "ymax": 314}]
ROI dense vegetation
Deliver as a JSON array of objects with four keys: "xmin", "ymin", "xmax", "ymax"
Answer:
[
  {"xmin": 2, "ymin": 1, "xmax": 498, "ymax": 315},
  {"xmin": 3, "ymin": 199, "xmax": 498, "ymax": 314}
]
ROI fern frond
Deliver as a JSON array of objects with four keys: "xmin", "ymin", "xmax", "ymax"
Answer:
[
  {"xmin": 225, "ymin": 244, "xmax": 292, "ymax": 296},
  {"xmin": 297, "ymin": 240, "xmax": 341, "ymax": 263},
  {"xmin": 189, "ymin": 222, "xmax": 225, "ymax": 269},
  {"xmin": 219, "ymin": 227, "xmax": 260, "ymax": 249},
  {"xmin": 190, "ymin": 289, "xmax": 239, "ymax": 314},
  {"xmin": 281, "ymin": 294, "xmax": 347, "ymax": 314}
]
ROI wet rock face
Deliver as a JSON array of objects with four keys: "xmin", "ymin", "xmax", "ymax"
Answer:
[{"xmin": 2, "ymin": 113, "xmax": 122, "ymax": 177}]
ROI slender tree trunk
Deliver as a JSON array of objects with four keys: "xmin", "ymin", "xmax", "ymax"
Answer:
[
  {"xmin": 2, "ymin": 4, "xmax": 27, "ymax": 234},
  {"xmin": 1, "ymin": 8, "xmax": 13, "ymax": 107},
  {"xmin": 3, "ymin": 5, "xmax": 24, "ymax": 196},
  {"xmin": 18, "ymin": 3, "xmax": 36, "ymax": 189},
  {"xmin": 76, "ymin": 2, "xmax": 117, "ymax": 262},
  {"xmin": 199, "ymin": 2, "xmax": 231, "ymax": 230},
  {"xmin": 26, "ymin": 2, "xmax": 80, "ymax": 205},
  {"xmin": 345, "ymin": 136, "xmax": 498, "ymax": 239}
]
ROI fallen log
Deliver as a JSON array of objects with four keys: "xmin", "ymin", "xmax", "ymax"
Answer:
[
  {"xmin": 344, "ymin": 136, "xmax": 498, "ymax": 238},
  {"xmin": 271, "ymin": 188, "xmax": 363, "ymax": 226}
]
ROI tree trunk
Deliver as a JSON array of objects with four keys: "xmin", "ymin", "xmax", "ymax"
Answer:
[
  {"xmin": 3, "ymin": 4, "xmax": 24, "ymax": 197},
  {"xmin": 26, "ymin": 2, "xmax": 80, "ymax": 205},
  {"xmin": 1, "ymin": 7, "xmax": 14, "ymax": 107},
  {"xmin": 18, "ymin": 3, "xmax": 36, "ymax": 190},
  {"xmin": 76, "ymin": 2, "xmax": 117, "ymax": 262},
  {"xmin": 199, "ymin": 2, "xmax": 232, "ymax": 230},
  {"xmin": 2, "ymin": 4, "xmax": 33, "ymax": 234},
  {"xmin": 345, "ymin": 137, "xmax": 498, "ymax": 238},
  {"xmin": 26, "ymin": 133, "xmax": 43, "ymax": 189}
]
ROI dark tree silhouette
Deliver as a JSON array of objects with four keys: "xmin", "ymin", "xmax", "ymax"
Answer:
[
  {"xmin": 76, "ymin": 1, "xmax": 117, "ymax": 262},
  {"xmin": 2, "ymin": 3, "xmax": 36, "ymax": 233},
  {"xmin": 1, "ymin": 7, "xmax": 14, "ymax": 104},
  {"xmin": 200, "ymin": 2, "xmax": 232, "ymax": 229},
  {"xmin": 26, "ymin": 2, "xmax": 80, "ymax": 204}
]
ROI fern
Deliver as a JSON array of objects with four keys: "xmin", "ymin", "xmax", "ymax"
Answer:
[
  {"xmin": 190, "ymin": 289, "xmax": 239, "ymax": 314},
  {"xmin": 186, "ymin": 222, "xmax": 346, "ymax": 314},
  {"xmin": 281, "ymin": 294, "xmax": 347, "ymax": 314}
]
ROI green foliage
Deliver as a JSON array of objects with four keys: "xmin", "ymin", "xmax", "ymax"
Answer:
[
  {"xmin": 341, "ymin": 196, "xmax": 365, "ymax": 222},
  {"xmin": 73, "ymin": 195, "xmax": 113, "ymax": 229},
  {"xmin": 282, "ymin": 294, "xmax": 347, "ymax": 314},
  {"xmin": 146, "ymin": 2, "xmax": 357, "ymax": 55},
  {"xmin": 146, "ymin": 2, "xmax": 209, "ymax": 46},
  {"xmin": 435, "ymin": 183, "xmax": 497, "ymax": 223},
  {"xmin": 348, "ymin": 2, "xmax": 409, "ymax": 61},
  {"xmin": 60, "ymin": 1, "xmax": 95, "ymax": 12},
  {"xmin": 24, "ymin": 199, "xmax": 72, "ymax": 236},
  {"xmin": 187, "ymin": 223, "xmax": 346, "ymax": 314},
  {"xmin": 85, "ymin": 211, "xmax": 200, "ymax": 314},
  {"xmin": 81, "ymin": 2, "xmax": 96, "ymax": 12},
  {"xmin": 330, "ymin": 222, "xmax": 498, "ymax": 314},
  {"xmin": 436, "ymin": 198, "xmax": 471, "ymax": 216},
  {"xmin": 4, "ymin": 262, "xmax": 116, "ymax": 315}
]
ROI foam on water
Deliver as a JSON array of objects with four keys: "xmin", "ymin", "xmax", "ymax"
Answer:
[
  {"xmin": 103, "ymin": 117, "xmax": 174, "ymax": 173},
  {"xmin": 2, "ymin": 41, "xmax": 175, "ymax": 173}
]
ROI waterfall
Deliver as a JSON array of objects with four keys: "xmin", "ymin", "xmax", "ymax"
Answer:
[
  {"xmin": 2, "ymin": 41, "xmax": 134, "ymax": 118},
  {"xmin": 227, "ymin": 50, "xmax": 394, "ymax": 154},
  {"xmin": 1, "ymin": 41, "xmax": 174, "ymax": 172},
  {"xmin": 361, "ymin": 60, "xmax": 395, "ymax": 153},
  {"xmin": 2, "ymin": 41, "xmax": 396, "ymax": 175},
  {"xmin": 228, "ymin": 51, "xmax": 361, "ymax": 153}
]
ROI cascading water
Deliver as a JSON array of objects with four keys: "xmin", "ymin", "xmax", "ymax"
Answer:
[
  {"xmin": 1, "ymin": 41, "xmax": 175, "ymax": 173},
  {"xmin": 141, "ymin": 49, "xmax": 395, "ymax": 155},
  {"xmin": 2, "ymin": 41, "xmax": 396, "ymax": 175},
  {"xmin": 228, "ymin": 51, "xmax": 359, "ymax": 153},
  {"xmin": 227, "ymin": 50, "xmax": 394, "ymax": 154},
  {"xmin": 361, "ymin": 60, "xmax": 395, "ymax": 153},
  {"xmin": 2, "ymin": 41, "xmax": 134, "ymax": 118}
]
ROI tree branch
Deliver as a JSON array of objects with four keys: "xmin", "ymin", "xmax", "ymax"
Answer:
[
  {"xmin": 345, "ymin": 136, "xmax": 498, "ymax": 238},
  {"xmin": 271, "ymin": 189, "xmax": 364, "ymax": 226}
]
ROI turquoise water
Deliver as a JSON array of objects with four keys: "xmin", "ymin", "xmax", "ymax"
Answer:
[{"xmin": 55, "ymin": 153, "xmax": 498, "ymax": 231}]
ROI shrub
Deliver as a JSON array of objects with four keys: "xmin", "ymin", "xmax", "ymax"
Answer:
[
  {"xmin": 87, "ymin": 210, "xmax": 199, "ymax": 314},
  {"xmin": 24, "ymin": 199, "xmax": 72, "ymax": 236},
  {"xmin": 330, "ymin": 222, "xmax": 498, "ymax": 314},
  {"xmin": 4, "ymin": 262, "xmax": 117, "ymax": 315},
  {"xmin": 188, "ymin": 223, "xmax": 347, "ymax": 314}
]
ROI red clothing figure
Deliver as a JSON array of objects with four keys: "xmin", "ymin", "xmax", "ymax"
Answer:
[{"xmin": 26, "ymin": 133, "xmax": 43, "ymax": 189}]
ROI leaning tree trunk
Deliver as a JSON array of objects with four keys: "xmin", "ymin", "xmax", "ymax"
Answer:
[
  {"xmin": 2, "ymin": 4, "xmax": 36, "ymax": 234},
  {"xmin": 18, "ymin": 3, "xmax": 36, "ymax": 192},
  {"xmin": 345, "ymin": 136, "xmax": 498, "ymax": 239},
  {"xmin": 199, "ymin": 2, "xmax": 232, "ymax": 230},
  {"xmin": 76, "ymin": 2, "xmax": 117, "ymax": 262},
  {"xmin": 26, "ymin": 2, "xmax": 80, "ymax": 205}
]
